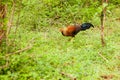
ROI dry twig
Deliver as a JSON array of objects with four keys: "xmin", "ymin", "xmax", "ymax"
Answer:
[
  {"xmin": 98, "ymin": 52, "xmax": 108, "ymax": 62},
  {"xmin": 6, "ymin": 46, "xmax": 32, "ymax": 57},
  {"xmin": 6, "ymin": 0, "xmax": 15, "ymax": 36},
  {"xmin": 0, "ymin": 31, "xmax": 5, "ymax": 40},
  {"xmin": 0, "ymin": 46, "xmax": 32, "ymax": 69}
]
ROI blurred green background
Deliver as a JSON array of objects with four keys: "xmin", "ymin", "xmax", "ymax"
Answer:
[{"xmin": 0, "ymin": 0, "xmax": 120, "ymax": 80}]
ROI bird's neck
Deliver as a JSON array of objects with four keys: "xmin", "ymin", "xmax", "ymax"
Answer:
[{"xmin": 75, "ymin": 25, "xmax": 82, "ymax": 33}]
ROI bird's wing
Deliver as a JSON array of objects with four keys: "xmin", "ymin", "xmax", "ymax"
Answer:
[{"xmin": 67, "ymin": 26, "xmax": 76, "ymax": 33}]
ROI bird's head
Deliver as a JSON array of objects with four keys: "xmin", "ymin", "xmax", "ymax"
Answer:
[
  {"xmin": 59, "ymin": 27, "xmax": 67, "ymax": 36},
  {"xmin": 59, "ymin": 28, "xmax": 63, "ymax": 32}
]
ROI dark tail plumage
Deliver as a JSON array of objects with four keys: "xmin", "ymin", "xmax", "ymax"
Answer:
[{"xmin": 80, "ymin": 23, "xmax": 94, "ymax": 31}]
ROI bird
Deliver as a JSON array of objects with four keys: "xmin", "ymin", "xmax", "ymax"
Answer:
[{"xmin": 60, "ymin": 22, "xmax": 94, "ymax": 37}]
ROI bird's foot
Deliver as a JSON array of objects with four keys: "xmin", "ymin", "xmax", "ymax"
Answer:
[{"xmin": 68, "ymin": 37, "xmax": 74, "ymax": 42}]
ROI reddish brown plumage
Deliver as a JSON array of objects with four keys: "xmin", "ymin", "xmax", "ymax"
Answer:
[
  {"xmin": 60, "ymin": 25, "xmax": 79, "ymax": 37},
  {"xmin": 60, "ymin": 23, "xmax": 94, "ymax": 37}
]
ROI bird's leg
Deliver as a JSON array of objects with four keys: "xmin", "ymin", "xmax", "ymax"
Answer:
[
  {"xmin": 68, "ymin": 38, "xmax": 72, "ymax": 41},
  {"xmin": 68, "ymin": 37, "xmax": 74, "ymax": 42}
]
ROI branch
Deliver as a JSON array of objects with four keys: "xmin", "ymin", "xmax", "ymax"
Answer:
[
  {"xmin": 0, "ymin": 31, "xmax": 5, "ymax": 40},
  {"xmin": 6, "ymin": 0, "xmax": 15, "ymax": 36},
  {"xmin": 6, "ymin": 46, "xmax": 32, "ymax": 57},
  {"xmin": 100, "ymin": 0, "xmax": 108, "ymax": 47},
  {"xmin": 5, "ymin": 36, "xmax": 35, "ymax": 57},
  {"xmin": 0, "ymin": 38, "xmax": 33, "ymax": 68},
  {"xmin": 0, "ymin": 46, "xmax": 31, "ymax": 69},
  {"xmin": 98, "ymin": 52, "xmax": 108, "ymax": 62}
]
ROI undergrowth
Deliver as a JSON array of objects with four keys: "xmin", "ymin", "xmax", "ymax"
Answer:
[{"xmin": 0, "ymin": 0, "xmax": 120, "ymax": 80}]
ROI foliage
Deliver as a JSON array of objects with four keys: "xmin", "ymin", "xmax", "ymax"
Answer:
[{"xmin": 0, "ymin": 0, "xmax": 120, "ymax": 80}]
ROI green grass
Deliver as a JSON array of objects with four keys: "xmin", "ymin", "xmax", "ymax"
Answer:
[{"xmin": 1, "ymin": 8, "xmax": 120, "ymax": 80}]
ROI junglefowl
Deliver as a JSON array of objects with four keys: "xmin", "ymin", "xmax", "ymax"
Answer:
[{"xmin": 60, "ymin": 23, "xmax": 94, "ymax": 37}]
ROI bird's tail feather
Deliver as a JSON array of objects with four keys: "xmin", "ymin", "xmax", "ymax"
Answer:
[{"xmin": 81, "ymin": 23, "xmax": 94, "ymax": 31}]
